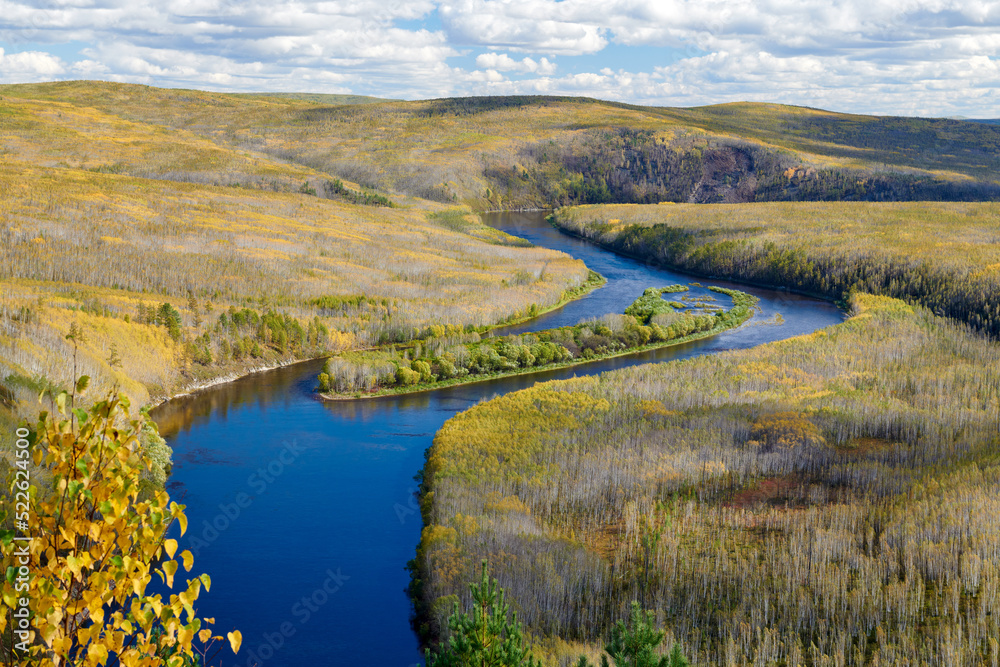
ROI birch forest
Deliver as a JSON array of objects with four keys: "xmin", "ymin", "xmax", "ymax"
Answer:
[
  {"xmin": 415, "ymin": 294, "xmax": 1000, "ymax": 665},
  {"xmin": 0, "ymin": 84, "xmax": 589, "ymax": 444},
  {"xmin": 554, "ymin": 202, "xmax": 1000, "ymax": 338}
]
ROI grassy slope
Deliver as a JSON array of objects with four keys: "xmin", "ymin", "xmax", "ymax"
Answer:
[
  {"xmin": 4, "ymin": 83, "xmax": 999, "ymax": 211},
  {"xmin": 416, "ymin": 294, "xmax": 1000, "ymax": 665},
  {"xmin": 653, "ymin": 102, "xmax": 1000, "ymax": 179},
  {"xmin": 0, "ymin": 84, "xmax": 591, "ymax": 435},
  {"xmin": 231, "ymin": 92, "xmax": 395, "ymax": 105}
]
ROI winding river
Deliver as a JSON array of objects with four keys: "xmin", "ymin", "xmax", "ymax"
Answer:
[{"xmin": 150, "ymin": 211, "xmax": 844, "ymax": 666}]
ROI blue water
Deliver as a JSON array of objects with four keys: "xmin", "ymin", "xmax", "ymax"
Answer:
[{"xmin": 151, "ymin": 212, "xmax": 844, "ymax": 666}]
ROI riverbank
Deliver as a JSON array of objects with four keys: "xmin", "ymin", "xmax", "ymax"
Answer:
[
  {"xmin": 152, "ymin": 210, "xmax": 846, "ymax": 667},
  {"xmin": 550, "ymin": 202, "xmax": 1000, "ymax": 338},
  {"xmin": 483, "ymin": 269, "xmax": 607, "ymax": 331},
  {"xmin": 547, "ymin": 211, "xmax": 843, "ymax": 306},
  {"xmin": 413, "ymin": 292, "xmax": 1000, "ymax": 665},
  {"xmin": 319, "ymin": 286, "xmax": 758, "ymax": 400},
  {"xmin": 142, "ymin": 271, "xmax": 606, "ymax": 414},
  {"xmin": 319, "ymin": 312, "xmax": 754, "ymax": 401},
  {"xmin": 147, "ymin": 356, "xmax": 325, "ymax": 409}
]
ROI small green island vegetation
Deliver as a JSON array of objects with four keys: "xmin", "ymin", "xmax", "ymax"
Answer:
[{"xmin": 316, "ymin": 285, "xmax": 758, "ymax": 398}]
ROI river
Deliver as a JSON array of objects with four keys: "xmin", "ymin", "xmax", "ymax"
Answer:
[{"xmin": 150, "ymin": 211, "xmax": 844, "ymax": 666}]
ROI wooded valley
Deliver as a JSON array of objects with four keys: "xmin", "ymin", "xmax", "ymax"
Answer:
[{"xmin": 4, "ymin": 82, "xmax": 1000, "ymax": 666}]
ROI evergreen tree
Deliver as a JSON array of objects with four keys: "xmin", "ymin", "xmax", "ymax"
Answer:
[
  {"xmin": 425, "ymin": 561, "xmax": 542, "ymax": 667},
  {"xmin": 578, "ymin": 602, "xmax": 689, "ymax": 667},
  {"xmin": 107, "ymin": 341, "xmax": 122, "ymax": 369},
  {"xmin": 156, "ymin": 302, "xmax": 183, "ymax": 340}
]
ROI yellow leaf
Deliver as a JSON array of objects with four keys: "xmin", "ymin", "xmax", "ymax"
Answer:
[
  {"xmin": 176, "ymin": 511, "xmax": 188, "ymax": 536},
  {"xmin": 88, "ymin": 644, "xmax": 109, "ymax": 664},
  {"xmin": 163, "ymin": 538, "xmax": 178, "ymax": 559},
  {"xmin": 198, "ymin": 629, "xmax": 212, "ymax": 643},
  {"xmin": 227, "ymin": 630, "xmax": 242, "ymax": 654},
  {"xmin": 89, "ymin": 605, "xmax": 105, "ymax": 625},
  {"xmin": 181, "ymin": 550, "xmax": 194, "ymax": 572},
  {"xmin": 162, "ymin": 559, "xmax": 178, "ymax": 588},
  {"xmin": 66, "ymin": 554, "xmax": 83, "ymax": 577},
  {"xmin": 150, "ymin": 598, "xmax": 163, "ymax": 617}
]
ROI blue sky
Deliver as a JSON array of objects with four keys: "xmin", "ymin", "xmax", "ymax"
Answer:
[{"xmin": 1, "ymin": 0, "xmax": 999, "ymax": 117}]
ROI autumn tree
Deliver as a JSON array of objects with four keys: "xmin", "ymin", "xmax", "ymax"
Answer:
[
  {"xmin": 0, "ymin": 381, "xmax": 241, "ymax": 666},
  {"xmin": 746, "ymin": 411, "xmax": 825, "ymax": 452}
]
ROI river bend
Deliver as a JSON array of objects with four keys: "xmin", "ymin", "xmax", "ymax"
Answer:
[{"xmin": 150, "ymin": 211, "xmax": 844, "ymax": 666}]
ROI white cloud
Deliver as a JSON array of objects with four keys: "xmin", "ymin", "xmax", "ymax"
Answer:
[
  {"xmin": 439, "ymin": 0, "xmax": 607, "ymax": 54},
  {"xmin": 0, "ymin": 0, "xmax": 997, "ymax": 115},
  {"xmin": 0, "ymin": 48, "xmax": 65, "ymax": 80},
  {"xmin": 475, "ymin": 52, "xmax": 556, "ymax": 74}
]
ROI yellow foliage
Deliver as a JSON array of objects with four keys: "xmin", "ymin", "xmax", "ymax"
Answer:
[
  {"xmin": 416, "ymin": 294, "xmax": 1000, "ymax": 663},
  {"xmin": 746, "ymin": 412, "xmax": 826, "ymax": 452},
  {"xmin": 637, "ymin": 399, "xmax": 678, "ymax": 420},
  {"xmin": 0, "ymin": 390, "xmax": 236, "ymax": 665},
  {"xmin": 485, "ymin": 494, "xmax": 532, "ymax": 515}
]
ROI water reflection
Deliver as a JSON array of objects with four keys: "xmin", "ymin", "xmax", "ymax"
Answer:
[
  {"xmin": 149, "ymin": 211, "xmax": 844, "ymax": 666},
  {"xmin": 154, "ymin": 359, "xmax": 326, "ymax": 439}
]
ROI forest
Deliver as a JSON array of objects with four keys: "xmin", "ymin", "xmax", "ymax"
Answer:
[
  {"xmin": 4, "ymin": 81, "xmax": 1000, "ymax": 665},
  {"xmin": 0, "ymin": 165, "xmax": 587, "ymax": 411},
  {"xmin": 553, "ymin": 202, "xmax": 1000, "ymax": 339},
  {"xmin": 414, "ymin": 293, "xmax": 1000, "ymax": 665},
  {"xmin": 0, "ymin": 85, "xmax": 596, "ymax": 456},
  {"xmin": 317, "ymin": 284, "xmax": 756, "ymax": 397},
  {"xmin": 4, "ymin": 82, "xmax": 999, "ymax": 212}
]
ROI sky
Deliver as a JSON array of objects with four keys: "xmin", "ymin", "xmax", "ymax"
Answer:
[{"xmin": 1, "ymin": 0, "xmax": 999, "ymax": 117}]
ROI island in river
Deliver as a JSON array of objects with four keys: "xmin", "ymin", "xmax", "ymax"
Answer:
[{"xmin": 317, "ymin": 284, "xmax": 759, "ymax": 399}]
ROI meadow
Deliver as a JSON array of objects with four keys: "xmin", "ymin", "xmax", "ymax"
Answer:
[{"xmin": 414, "ymin": 294, "xmax": 1000, "ymax": 665}]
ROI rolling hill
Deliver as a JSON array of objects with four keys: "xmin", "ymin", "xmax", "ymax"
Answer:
[{"xmin": 4, "ymin": 82, "xmax": 999, "ymax": 211}]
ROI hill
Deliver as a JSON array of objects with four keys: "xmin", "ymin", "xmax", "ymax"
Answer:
[
  {"xmin": 3, "ymin": 82, "xmax": 999, "ymax": 210},
  {"xmin": 232, "ymin": 92, "xmax": 394, "ymax": 105},
  {"xmin": 0, "ymin": 81, "xmax": 592, "ymax": 448}
]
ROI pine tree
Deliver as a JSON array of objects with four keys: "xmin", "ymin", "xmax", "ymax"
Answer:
[
  {"xmin": 425, "ymin": 561, "xmax": 542, "ymax": 667},
  {"xmin": 578, "ymin": 602, "xmax": 689, "ymax": 667},
  {"xmin": 188, "ymin": 291, "xmax": 203, "ymax": 328}
]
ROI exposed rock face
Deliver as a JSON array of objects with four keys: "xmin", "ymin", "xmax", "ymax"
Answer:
[
  {"xmin": 688, "ymin": 145, "xmax": 759, "ymax": 203},
  {"xmin": 481, "ymin": 126, "xmax": 1000, "ymax": 209}
]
